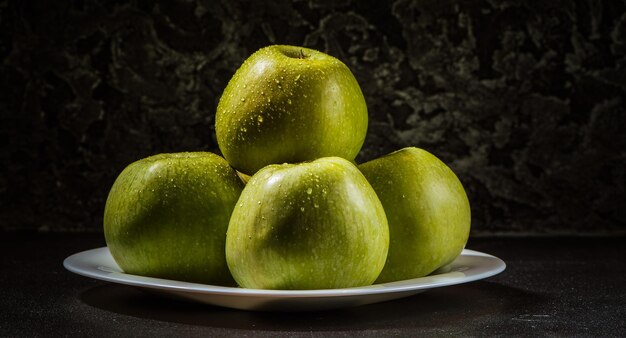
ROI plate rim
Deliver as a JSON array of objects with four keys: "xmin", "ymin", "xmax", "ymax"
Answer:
[{"xmin": 63, "ymin": 247, "xmax": 506, "ymax": 298}]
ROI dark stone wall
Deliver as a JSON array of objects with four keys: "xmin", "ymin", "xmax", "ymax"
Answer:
[{"xmin": 1, "ymin": 0, "xmax": 625, "ymax": 234}]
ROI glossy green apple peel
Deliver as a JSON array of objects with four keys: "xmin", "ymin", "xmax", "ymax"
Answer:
[
  {"xmin": 104, "ymin": 152, "xmax": 244, "ymax": 286},
  {"xmin": 216, "ymin": 45, "xmax": 368, "ymax": 175},
  {"xmin": 226, "ymin": 157, "xmax": 389, "ymax": 290},
  {"xmin": 359, "ymin": 148, "xmax": 471, "ymax": 283}
]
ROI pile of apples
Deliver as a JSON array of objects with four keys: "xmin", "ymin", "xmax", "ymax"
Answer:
[{"xmin": 104, "ymin": 45, "xmax": 471, "ymax": 290}]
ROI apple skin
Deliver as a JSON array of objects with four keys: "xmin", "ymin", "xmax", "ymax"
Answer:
[
  {"xmin": 103, "ymin": 152, "xmax": 244, "ymax": 285},
  {"xmin": 358, "ymin": 147, "xmax": 471, "ymax": 283},
  {"xmin": 225, "ymin": 157, "xmax": 389, "ymax": 290},
  {"xmin": 216, "ymin": 45, "xmax": 368, "ymax": 175}
]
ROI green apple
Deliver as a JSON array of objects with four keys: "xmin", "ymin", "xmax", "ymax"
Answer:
[
  {"xmin": 103, "ymin": 152, "xmax": 244, "ymax": 285},
  {"xmin": 358, "ymin": 147, "xmax": 471, "ymax": 283},
  {"xmin": 216, "ymin": 45, "xmax": 368, "ymax": 175},
  {"xmin": 226, "ymin": 157, "xmax": 389, "ymax": 290}
]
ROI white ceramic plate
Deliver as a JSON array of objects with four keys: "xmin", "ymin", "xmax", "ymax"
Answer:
[{"xmin": 64, "ymin": 247, "xmax": 505, "ymax": 311}]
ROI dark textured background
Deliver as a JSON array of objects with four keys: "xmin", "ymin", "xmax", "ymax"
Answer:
[{"xmin": 1, "ymin": 0, "xmax": 625, "ymax": 234}]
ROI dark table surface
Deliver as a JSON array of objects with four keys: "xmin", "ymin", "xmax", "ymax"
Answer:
[{"xmin": 1, "ymin": 232, "xmax": 624, "ymax": 337}]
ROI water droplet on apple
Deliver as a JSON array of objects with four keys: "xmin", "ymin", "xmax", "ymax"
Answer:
[
  {"xmin": 314, "ymin": 203, "xmax": 319, "ymax": 208},
  {"xmin": 306, "ymin": 187, "xmax": 312, "ymax": 194},
  {"xmin": 295, "ymin": 74, "xmax": 301, "ymax": 81},
  {"xmin": 241, "ymin": 98, "xmax": 245, "ymax": 102},
  {"xmin": 287, "ymin": 99, "xmax": 292, "ymax": 105},
  {"xmin": 257, "ymin": 116, "xmax": 264, "ymax": 123},
  {"xmin": 300, "ymin": 207, "xmax": 305, "ymax": 212}
]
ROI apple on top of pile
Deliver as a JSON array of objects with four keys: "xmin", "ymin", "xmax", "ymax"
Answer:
[{"xmin": 104, "ymin": 45, "xmax": 470, "ymax": 290}]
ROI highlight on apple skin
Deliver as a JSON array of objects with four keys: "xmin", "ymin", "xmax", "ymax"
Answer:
[
  {"xmin": 359, "ymin": 147, "xmax": 471, "ymax": 283},
  {"xmin": 216, "ymin": 45, "xmax": 368, "ymax": 175},
  {"xmin": 225, "ymin": 157, "xmax": 389, "ymax": 290},
  {"xmin": 103, "ymin": 152, "xmax": 244, "ymax": 286}
]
